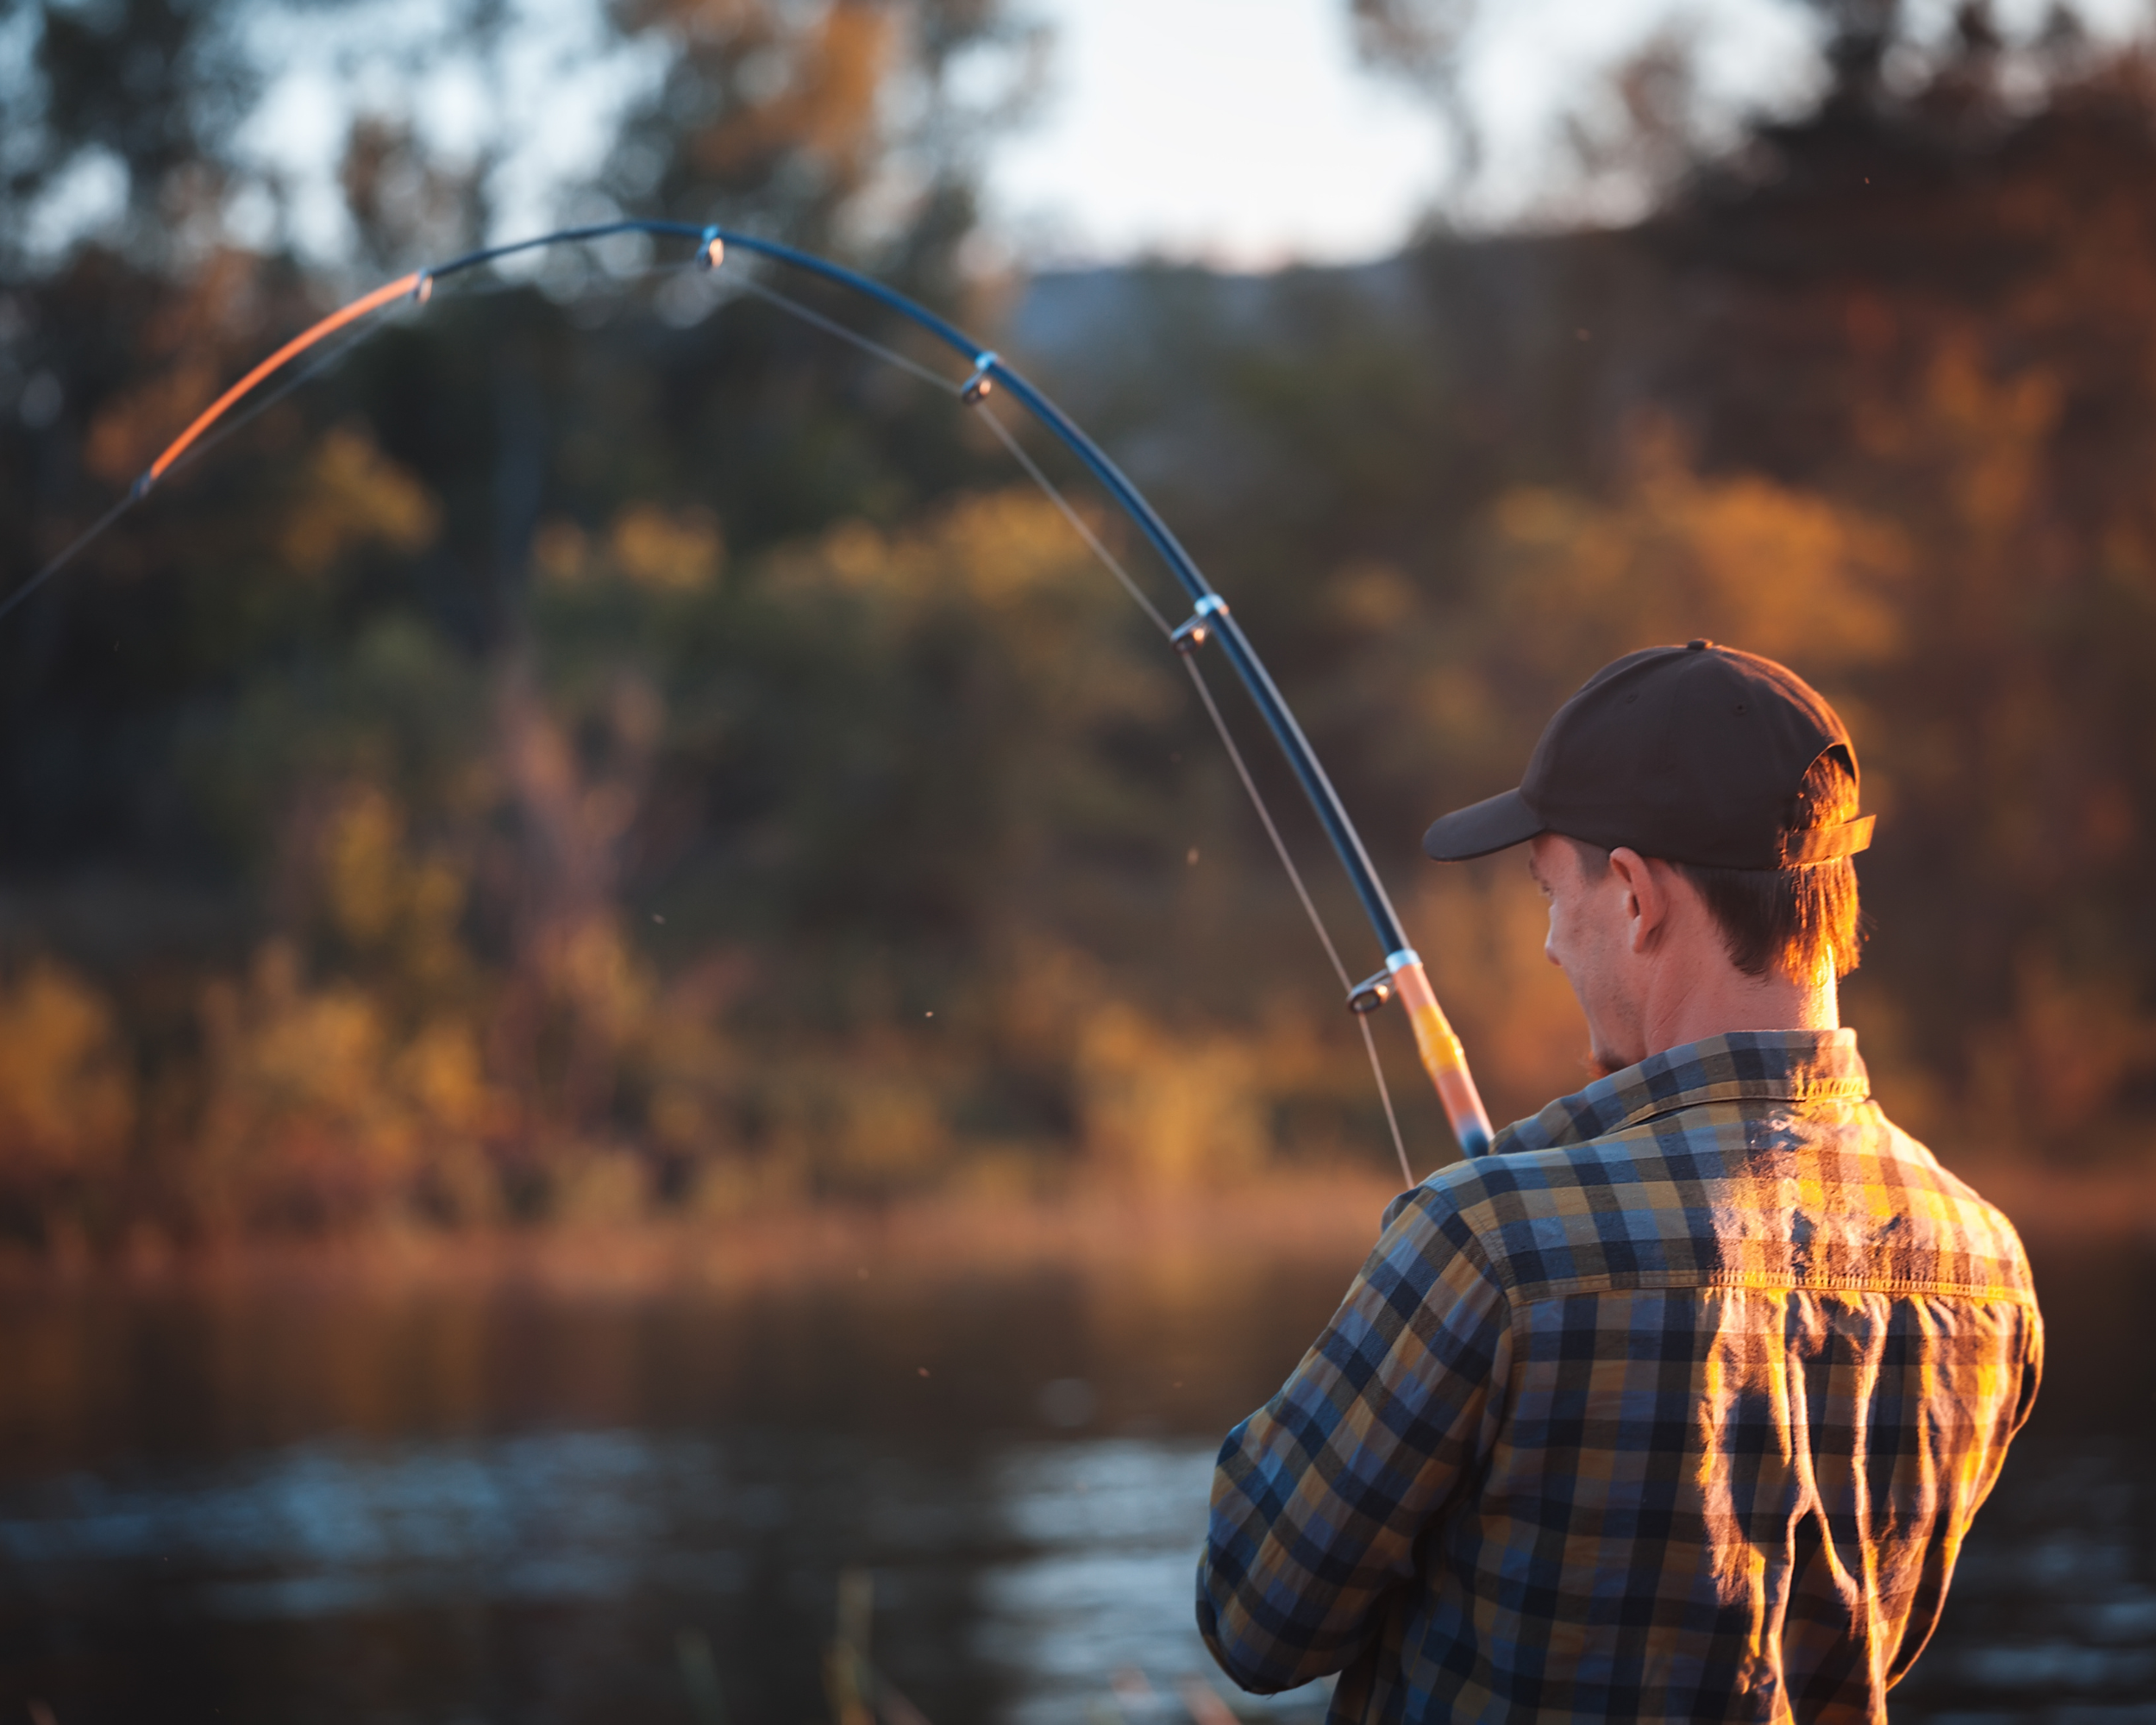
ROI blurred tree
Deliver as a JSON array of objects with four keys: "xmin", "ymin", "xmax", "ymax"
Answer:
[
  {"xmin": 9, "ymin": 0, "xmax": 2156, "ymax": 1251},
  {"xmin": 0, "ymin": 0, "xmax": 1069, "ymax": 1243},
  {"xmin": 0, "ymin": 0, "xmax": 259, "ymax": 275},
  {"xmin": 1031, "ymin": 9, "xmax": 2156, "ymax": 1169},
  {"xmin": 607, "ymin": 0, "xmax": 1043, "ymax": 280},
  {"xmin": 1643, "ymin": 21, "xmax": 2156, "ymax": 1159}
]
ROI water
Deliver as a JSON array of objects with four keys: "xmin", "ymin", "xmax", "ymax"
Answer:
[{"xmin": 0, "ymin": 1233, "xmax": 2145, "ymax": 1723}]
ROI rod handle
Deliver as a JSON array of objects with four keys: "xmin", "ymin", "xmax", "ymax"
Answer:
[{"xmin": 1388, "ymin": 957, "xmax": 1495, "ymax": 1159}]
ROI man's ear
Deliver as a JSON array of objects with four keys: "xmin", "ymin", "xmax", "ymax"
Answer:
[{"xmin": 1607, "ymin": 846, "xmax": 1670, "ymax": 953}]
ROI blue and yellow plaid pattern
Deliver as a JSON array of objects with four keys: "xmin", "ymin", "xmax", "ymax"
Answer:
[{"xmin": 1198, "ymin": 1030, "xmax": 2041, "ymax": 1723}]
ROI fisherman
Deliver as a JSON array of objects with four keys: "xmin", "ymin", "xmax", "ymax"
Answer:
[{"xmin": 1195, "ymin": 641, "xmax": 2042, "ymax": 1722}]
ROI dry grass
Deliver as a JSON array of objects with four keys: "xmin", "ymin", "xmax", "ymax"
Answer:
[
  {"xmin": 0, "ymin": 1154, "xmax": 2137, "ymax": 1301},
  {"xmin": 0, "ymin": 1170, "xmax": 1408, "ymax": 1299}
]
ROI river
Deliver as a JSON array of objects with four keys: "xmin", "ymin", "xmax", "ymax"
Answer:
[{"xmin": 0, "ymin": 1229, "xmax": 2145, "ymax": 1723}]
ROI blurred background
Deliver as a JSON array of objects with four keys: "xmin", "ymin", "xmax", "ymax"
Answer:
[{"xmin": 3, "ymin": 0, "xmax": 2155, "ymax": 1719}]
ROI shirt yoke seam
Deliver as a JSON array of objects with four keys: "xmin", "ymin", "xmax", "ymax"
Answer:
[{"xmin": 1493, "ymin": 1269, "xmax": 2040, "ymax": 1307}]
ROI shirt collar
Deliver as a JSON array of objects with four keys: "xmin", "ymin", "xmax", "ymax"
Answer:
[{"xmin": 1489, "ymin": 1028, "xmax": 1872, "ymax": 1155}]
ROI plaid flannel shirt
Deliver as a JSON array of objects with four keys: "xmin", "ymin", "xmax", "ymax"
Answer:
[{"xmin": 1197, "ymin": 1029, "xmax": 2042, "ymax": 1723}]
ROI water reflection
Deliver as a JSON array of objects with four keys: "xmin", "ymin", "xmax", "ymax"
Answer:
[
  {"xmin": 0, "ymin": 1235, "xmax": 2144, "ymax": 1724},
  {"xmin": 0, "ymin": 1426, "xmax": 1323, "ymax": 1723},
  {"xmin": 979, "ymin": 1441, "xmax": 1329, "ymax": 1722}
]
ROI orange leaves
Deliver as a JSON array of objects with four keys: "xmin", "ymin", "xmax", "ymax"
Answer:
[
  {"xmin": 609, "ymin": 503, "xmax": 726, "ymax": 592},
  {"xmin": 674, "ymin": 0, "xmax": 895, "ymax": 195},
  {"xmin": 1401, "ymin": 425, "xmax": 1909, "ymax": 806},
  {"xmin": 1967, "ymin": 950, "xmax": 2156, "ymax": 1152},
  {"xmin": 0, "ymin": 963, "xmax": 135, "ymax": 1196},
  {"xmin": 1075, "ymin": 1001, "xmax": 1267, "ymax": 1192},
  {"xmin": 84, "ymin": 357, "xmax": 221, "ymax": 486},
  {"xmin": 1470, "ymin": 432, "xmax": 1908, "ymax": 680},
  {"xmin": 192, "ymin": 944, "xmax": 422, "ymax": 1233}
]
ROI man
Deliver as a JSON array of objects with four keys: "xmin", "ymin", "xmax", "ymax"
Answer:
[{"xmin": 1196, "ymin": 642, "xmax": 2041, "ymax": 1722}]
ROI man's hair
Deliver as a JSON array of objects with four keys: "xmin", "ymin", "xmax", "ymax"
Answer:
[
  {"xmin": 1673, "ymin": 748, "xmax": 1865, "ymax": 982},
  {"xmin": 1564, "ymin": 750, "xmax": 1865, "ymax": 982}
]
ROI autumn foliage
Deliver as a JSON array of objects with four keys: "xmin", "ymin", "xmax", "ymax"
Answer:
[{"xmin": 4, "ymin": 9, "xmax": 2155, "ymax": 1248}]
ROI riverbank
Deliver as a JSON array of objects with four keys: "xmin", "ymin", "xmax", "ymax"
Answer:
[
  {"xmin": 0, "ymin": 1156, "xmax": 2138, "ymax": 1298},
  {"xmin": 0, "ymin": 1171, "xmax": 1408, "ymax": 1298}
]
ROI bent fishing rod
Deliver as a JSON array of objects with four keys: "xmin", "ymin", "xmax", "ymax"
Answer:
[{"xmin": 7, "ymin": 218, "xmax": 1496, "ymax": 1166}]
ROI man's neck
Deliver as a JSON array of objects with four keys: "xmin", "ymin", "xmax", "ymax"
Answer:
[{"xmin": 1638, "ymin": 954, "xmax": 1839, "ymax": 1062}]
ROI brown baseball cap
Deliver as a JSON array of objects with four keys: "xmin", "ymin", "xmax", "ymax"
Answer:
[{"xmin": 1421, "ymin": 640, "xmax": 1875, "ymax": 869}]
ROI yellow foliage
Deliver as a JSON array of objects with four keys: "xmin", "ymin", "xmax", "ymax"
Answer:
[
  {"xmin": 636, "ymin": 963, "xmax": 748, "ymax": 1155},
  {"xmin": 317, "ymin": 784, "xmax": 470, "ymax": 990},
  {"xmin": 795, "ymin": 488, "xmax": 1100, "ymax": 610},
  {"xmin": 551, "ymin": 1150, "xmax": 652, "ymax": 1227},
  {"xmin": 277, "ymin": 424, "xmax": 440, "ymax": 578},
  {"xmin": 0, "ymin": 962, "xmax": 135, "ymax": 1191},
  {"xmin": 830, "ymin": 1070, "xmax": 946, "ymax": 1182},
  {"xmin": 193, "ymin": 944, "xmax": 417, "ymax": 1231},
  {"xmin": 392, "ymin": 1019, "xmax": 502, "ymax": 1140},
  {"xmin": 190, "ymin": 945, "xmax": 504, "ymax": 1233},
  {"xmin": 1076, "ymin": 1002, "xmax": 1266, "ymax": 1190},
  {"xmin": 739, "ymin": 1048, "xmax": 955, "ymax": 1192},
  {"xmin": 323, "ymin": 785, "xmax": 404, "ymax": 947},
  {"xmin": 1470, "ymin": 448, "xmax": 1907, "ymax": 685},
  {"xmin": 608, "ymin": 503, "xmax": 724, "ymax": 592},
  {"xmin": 647, "ymin": 1084, "xmax": 711, "ymax": 1149},
  {"xmin": 769, "ymin": 488, "xmax": 1173, "ymax": 728}
]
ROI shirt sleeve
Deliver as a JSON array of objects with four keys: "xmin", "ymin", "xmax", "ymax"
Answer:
[{"xmin": 1194, "ymin": 1182, "xmax": 1513, "ymax": 1694}]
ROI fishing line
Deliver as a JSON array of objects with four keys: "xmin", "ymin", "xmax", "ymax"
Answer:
[
  {"xmin": 974, "ymin": 404, "xmax": 1175, "ymax": 639},
  {"xmin": 729, "ymin": 272, "xmax": 962, "ymax": 396},
  {"xmin": 1180, "ymin": 652, "xmax": 1413, "ymax": 1184},
  {"xmin": 730, "ymin": 273, "xmax": 1181, "ymax": 641},
  {"xmin": 726, "ymin": 281, "xmax": 1404, "ymax": 1180},
  {"xmin": 3, "ymin": 215, "xmax": 1495, "ymax": 1167},
  {"xmin": 1357, "ymin": 1013, "xmax": 1413, "ymax": 1189},
  {"xmin": 1178, "ymin": 655, "xmax": 1349, "ymax": 993},
  {"xmin": 0, "ymin": 494, "xmax": 136, "ymax": 627},
  {"xmin": 2, "ymin": 303, "xmax": 406, "ymax": 622},
  {"xmin": 719, "ymin": 269, "xmax": 1432, "ymax": 1180}
]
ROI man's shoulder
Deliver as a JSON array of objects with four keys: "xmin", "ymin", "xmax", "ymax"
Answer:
[{"xmin": 1387, "ymin": 1098, "xmax": 2038, "ymax": 1308}]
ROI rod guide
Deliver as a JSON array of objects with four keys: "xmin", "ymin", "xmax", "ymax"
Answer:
[{"xmin": 1347, "ymin": 969, "xmax": 1396, "ymax": 1014}]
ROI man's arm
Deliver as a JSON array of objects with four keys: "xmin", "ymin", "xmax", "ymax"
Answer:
[{"xmin": 1195, "ymin": 1184, "xmax": 1512, "ymax": 1694}]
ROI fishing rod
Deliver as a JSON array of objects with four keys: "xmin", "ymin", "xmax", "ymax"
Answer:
[{"xmin": 6, "ymin": 218, "xmax": 1496, "ymax": 1165}]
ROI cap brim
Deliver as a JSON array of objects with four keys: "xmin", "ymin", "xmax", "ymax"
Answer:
[{"xmin": 1423, "ymin": 787, "xmax": 1545, "ymax": 862}]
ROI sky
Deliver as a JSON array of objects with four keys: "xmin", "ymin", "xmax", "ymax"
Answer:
[
  {"xmin": 981, "ymin": 0, "xmax": 1810, "ymax": 266},
  {"xmin": 27, "ymin": 0, "xmax": 2151, "ymax": 275},
  {"xmin": 981, "ymin": 0, "xmax": 2151, "ymax": 267}
]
